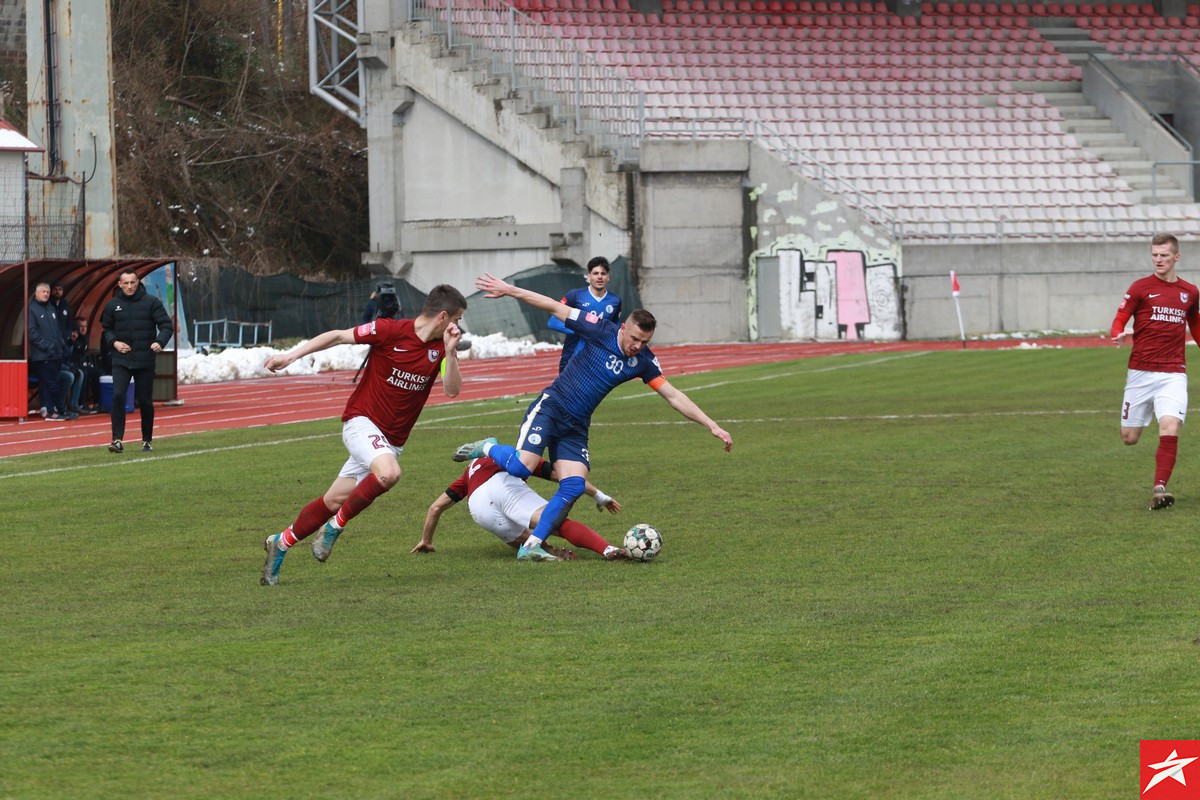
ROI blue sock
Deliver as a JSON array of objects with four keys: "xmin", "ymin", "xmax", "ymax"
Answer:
[
  {"xmin": 529, "ymin": 476, "xmax": 585, "ymax": 544},
  {"xmin": 488, "ymin": 443, "xmax": 531, "ymax": 480}
]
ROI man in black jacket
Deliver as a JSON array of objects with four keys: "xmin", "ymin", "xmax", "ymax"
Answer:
[
  {"xmin": 28, "ymin": 282, "xmax": 72, "ymax": 421},
  {"xmin": 101, "ymin": 270, "xmax": 172, "ymax": 453}
]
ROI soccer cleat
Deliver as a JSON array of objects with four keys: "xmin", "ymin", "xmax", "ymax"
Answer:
[
  {"xmin": 1150, "ymin": 485, "xmax": 1175, "ymax": 511},
  {"xmin": 261, "ymin": 533, "xmax": 287, "ymax": 586},
  {"xmin": 452, "ymin": 437, "xmax": 497, "ymax": 462},
  {"xmin": 516, "ymin": 540, "xmax": 561, "ymax": 561},
  {"xmin": 141, "ymin": 441, "xmax": 153, "ymax": 452},
  {"xmin": 311, "ymin": 521, "xmax": 342, "ymax": 563},
  {"xmin": 603, "ymin": 546, "xmax": 633, "ymax": 561},
  {"xmin": 108, "ymin": 439, "xmax": 124, "ymax": 453},
  {"xmin": 545, "ymin": 544, "xmax": 577, "ymax": 560}
]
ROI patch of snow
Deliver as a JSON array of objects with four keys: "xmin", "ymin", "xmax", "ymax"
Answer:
[{"xmin": 176, "ymin": 332, "xmax": 560, "ymax": 385}]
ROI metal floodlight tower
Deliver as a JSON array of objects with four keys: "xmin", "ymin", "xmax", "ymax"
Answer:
[{"xmin": 309, "ymin": 0, "xmax": 365, "ymax": 126}]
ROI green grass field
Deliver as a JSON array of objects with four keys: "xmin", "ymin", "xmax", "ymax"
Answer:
[{"xmin": 3, "ymin": 347, "xmax": 1198, "ymax": 799}]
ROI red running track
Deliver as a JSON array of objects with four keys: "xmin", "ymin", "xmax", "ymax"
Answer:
[{"xmin": 0, "ymin": 338, "xmax": 1105, "ymax": 459}]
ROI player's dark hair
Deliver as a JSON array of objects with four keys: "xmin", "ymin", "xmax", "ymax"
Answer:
[
  {"xmin": 1153, "ymin": 233, "xmax": 1180, "ymax": 253},
  {"xmin": 628, "ymin": 308, "xmax": 656, "ymax": 331},
  {"xmin": 586, "ymin": 256, "xmax": 610, "ymax": 273},
  {"xmin": 421, "ymin": 284, "xmax": 468, "ymax": 316}
]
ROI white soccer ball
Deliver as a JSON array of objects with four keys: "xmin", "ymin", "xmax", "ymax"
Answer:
[{"xmin": 623, "ymin": 523, "xmax": 663, "ymax": 562}]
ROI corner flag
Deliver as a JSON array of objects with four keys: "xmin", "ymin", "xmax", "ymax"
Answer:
[{"xmin": 950, "ymin": 271, "xmax": 965, "ymax": 347}]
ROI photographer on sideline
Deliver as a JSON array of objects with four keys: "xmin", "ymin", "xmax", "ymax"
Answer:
[
  {"xmin": 354, "ymin": 284, "xmax": 403, "ymax": 384},
  {"xmin": 361, "ymin": 284, "xmax": 402, "ymax": 324}
]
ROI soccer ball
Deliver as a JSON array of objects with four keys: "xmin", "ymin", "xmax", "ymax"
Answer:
[{"xmin": 623, "ymin": 523, "xmax": 663, "ymax": 562}]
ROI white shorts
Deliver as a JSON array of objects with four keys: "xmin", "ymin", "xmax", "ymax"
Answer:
[
  {"xmin": 1121, "ymin": 369, "xmax": 1188, "ymax": 428},
  {"xmin": 337, "ymin": 416, "xmax": 403, "ymax": 481},
  {"xmin": 467, "ymin": 472, "xmax": 547, "ymax": 544}
]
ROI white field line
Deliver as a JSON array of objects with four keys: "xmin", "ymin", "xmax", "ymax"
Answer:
[
  {"xmin": 0, "ymin": 408, "xmax": 1110, "ymax": 481},
  {"xmin": 0, "ymin": 353, "xmax": 1099, "ymax": 480}
]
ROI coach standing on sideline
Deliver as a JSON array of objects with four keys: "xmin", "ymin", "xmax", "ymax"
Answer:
[{"xmin": 101, "ymin": 270, "xmax": 172, "ymax": 454}]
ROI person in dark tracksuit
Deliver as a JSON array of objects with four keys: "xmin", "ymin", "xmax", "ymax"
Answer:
[
  {"xmin": 101, "ymin": 270, "xmax": 172, "ymax": 453},
  {"xmin": 28, "ymin": 282, "xmax": 72, "ymax": 421}
]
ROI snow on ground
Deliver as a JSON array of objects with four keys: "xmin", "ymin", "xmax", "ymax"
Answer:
[
  {"xmin": 175, "ymin": 329, "xmax": 1101, "ymax": 384},
  {"xmin": 176, "ymin": 332, "xmax": 560, "ymax": 385}
]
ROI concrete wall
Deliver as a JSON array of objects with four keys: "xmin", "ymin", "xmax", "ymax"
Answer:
[
  {"xmin": 637, "ymin": 140, "xmax": 751, "ymax": 343},
  {"xmin": 748, "ymin": 143, "xmax": 903, "ymax": 341},
  {"xmin": 901, "ymin": 240, "xmax": 1152, "ymax": 338},
  {"xmin": 359, "ymin": 15, "xmax": 633, "ymax": 291}
]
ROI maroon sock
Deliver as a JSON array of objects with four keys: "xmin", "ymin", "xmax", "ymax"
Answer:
[
  {"xmin": 1155, "ymin": 435, "xmax": 1179, "ymax": 487},
  {"xmin": 288, "ymin": 495, "xmax": 337, "ymax": 543},
  {"xmin": 556, "ymin": 519, "xmax": 611, "ymax": 555},
  {"xmin": 334, "ymin": 474, "xmax": 389, "ymax": 528}
]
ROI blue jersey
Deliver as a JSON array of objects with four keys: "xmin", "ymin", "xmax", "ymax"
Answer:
[
  {"xmin": 542, "ymin": 311, "xmax": 661, "ymax": 426},
  {"xmin": 548, "ymin": 287, "xmax": 621, "ymax": 372}
]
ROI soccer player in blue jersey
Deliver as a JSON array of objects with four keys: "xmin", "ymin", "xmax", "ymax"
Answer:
[
  {"xmin": 547, "ymin": 256, "xmax": 622, "ymax": 373},
  {"xmin": 453, "ymin": 272, "xmax": 733, "ymax": 561}
]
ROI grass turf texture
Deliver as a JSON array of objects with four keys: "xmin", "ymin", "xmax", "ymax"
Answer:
[{"xmin": 2, "ymin": 347, "xmax": 1198, "ymax": 798}]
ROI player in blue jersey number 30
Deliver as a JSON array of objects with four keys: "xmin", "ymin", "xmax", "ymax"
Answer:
[{"xmin": 453, "ymin": 271, "xmax": 733, "ymax": 562}]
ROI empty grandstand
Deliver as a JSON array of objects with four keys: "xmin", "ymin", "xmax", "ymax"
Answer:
[{"xmin": 319, "ymin": 0, "xmax": 1200, "ymax": 341}]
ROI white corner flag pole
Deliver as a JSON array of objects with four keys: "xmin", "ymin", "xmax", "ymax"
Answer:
[{"xmin": 951, "ymin": 271, "xmax": 966, "ymax": 349}]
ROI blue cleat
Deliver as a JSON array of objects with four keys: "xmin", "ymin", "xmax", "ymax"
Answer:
[
  {"xmin": 516, "ymin": 540, "xmax": 561, "ymax": 561},
  {"xmin": 261, "ymin": 533, "xmax": 287, "ymax": 586},
  {"xmin": 452, "ymin": 437, "xmax": 497, "ymax": 462},
  {"xmin": 311, "ymin": 521, "xmax": 342, "ymax": 563}
]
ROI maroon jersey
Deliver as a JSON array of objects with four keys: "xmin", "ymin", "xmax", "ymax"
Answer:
[
  {"xmin": 341, "ymin": 318, "xmax": 444, "ymax": 445},
  {"xmin": 445, "ymin": 456, "xmax": 550, "ymax": 502},
  {"xmin": 1115, "ymin": 275, "xmax": 1200, "ymax": 373}
]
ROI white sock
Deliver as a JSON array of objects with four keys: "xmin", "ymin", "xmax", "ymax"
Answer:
[{"xmin": 481, "ymin": 440, "xmax": 494, "ymax": 456}]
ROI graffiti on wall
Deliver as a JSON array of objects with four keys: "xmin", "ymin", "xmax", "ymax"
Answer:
[{"xmin": 776, "ymin": 247, "xmax": 901, "ymax": 340}]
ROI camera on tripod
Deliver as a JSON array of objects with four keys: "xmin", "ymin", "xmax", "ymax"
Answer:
[{"xmin": 375, "ymin": 283, "xmax": 400, "ymax": 319}]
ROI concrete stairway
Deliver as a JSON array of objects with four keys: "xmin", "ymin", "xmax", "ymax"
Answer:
[{"xmin": 1026, "ymin": 19, "xmax": 1189, "ymax": 204}]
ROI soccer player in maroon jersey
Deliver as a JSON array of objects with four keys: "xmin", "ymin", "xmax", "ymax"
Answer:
[
  {"xmin": 259, "ymin": 284, "xmax": 467, "ymax": 585},
  {"xmin": 1110, "ymin": 234, "xmax": 1200, "ymax": 510},
  {"xmin": 414, "ymin": 456, "xmax": 632, "ymax": 559}
]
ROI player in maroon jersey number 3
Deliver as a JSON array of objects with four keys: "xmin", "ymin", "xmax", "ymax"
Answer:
[
  {"xmin": 259, "ymin": 284, "xmax": 468, "ymax": 585},
  {"xmin": 1110, "ymin": 234, "xmax": 1200, "ymax": 510}
]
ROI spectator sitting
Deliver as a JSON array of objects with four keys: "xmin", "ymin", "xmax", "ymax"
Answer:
[{"xmin": 71, "ymin": 317, "xmax": 101, "ymax": 413}]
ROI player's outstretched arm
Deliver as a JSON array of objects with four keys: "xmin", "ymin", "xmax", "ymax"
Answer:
[
  {"xmin": 414, "ymin": 492, "xmax": 456, "ymax": 553},
  {"xmin": 264, "ymin": 328, "xmax": 357, "ymax": 372},
  {"xmin": 655, "ymin": 380, "xmax": 734, "ymax": 452},
  {"xmin": 476, "ymin": 273, "xmax": 573, "ymax": 322}
]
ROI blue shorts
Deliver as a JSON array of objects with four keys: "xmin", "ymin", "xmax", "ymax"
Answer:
[{"xmin": 516, "ymin": 393, "xmax": 590, "ymax": 467}]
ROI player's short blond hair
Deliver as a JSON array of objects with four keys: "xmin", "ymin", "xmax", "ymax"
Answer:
[{"xmin": 1153, "ymin": 233, "xmax": 1180, "ymax": 253}]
